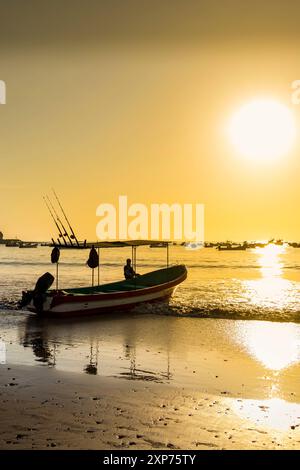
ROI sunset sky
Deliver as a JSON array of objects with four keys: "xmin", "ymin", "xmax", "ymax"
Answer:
[{"xmin": 1, "ymin": 0, "xmax": 300, "ymax": 241}]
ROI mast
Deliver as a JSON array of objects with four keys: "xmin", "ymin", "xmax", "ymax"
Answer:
[
  {"xmin": 46, "ymin": 195, "xmax": 73, "ymax": 246},
  {"xmin": 43, "ymin": 196, "xmax": 67, "ymax": 246},
  {"xmin": 52, "ymin": 189, "xmax": 80, "ymax": 247}
]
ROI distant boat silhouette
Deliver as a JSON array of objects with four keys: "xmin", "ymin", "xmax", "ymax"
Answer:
[
  {"xmin": 5, "ymin": 240, "xmax": 20, "ymax": 247},
  {"xmin": 217, "ymin": 243, "xmax": 247, "ymax": 251},
  {"xmin": 19, "ymin": 242, "xmax": 38, "ymax": 248}
]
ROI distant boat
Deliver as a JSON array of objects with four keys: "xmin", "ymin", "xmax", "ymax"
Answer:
[
  {"xmin": 5, "ymin": 240, "xmax": 20, "ymax": 247},
  {"xmin": 289, "ymin": 242, "xmax": 300, "ymax": 248},
  {"xmin": 19, "ymin": 242, "xmax": 38, "ymax": 249},
  {"xmin": 245, "ymin": 241, "xmax": 268, "ymax": 249},
  {"xmin": 217, "ymin": 244, "xmax": 247, "ymax": 251},
  {"xmin": 253, "ymin": 242, "xmax": 268, "ymax": 248},
  {"xmin": 269, "ymin": 238, "xmax": 284, "ymax": 246},
  {"xmin": 50, "ymin": 239, "xmax": 88, "ymax": 249}
]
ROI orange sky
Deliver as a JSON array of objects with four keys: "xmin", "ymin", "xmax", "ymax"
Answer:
[{"xmin": 1, "ymin": 1, "xmax": 300, "ymax": 242}]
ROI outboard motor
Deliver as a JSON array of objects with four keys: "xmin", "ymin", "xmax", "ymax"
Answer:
[
  {"xmin": 19, "ymin": 272, "xmax": 54, "ymax": 313},
  {"xmin": 34, "ymin": 272, "xmax": 54, "ymax": 293}
]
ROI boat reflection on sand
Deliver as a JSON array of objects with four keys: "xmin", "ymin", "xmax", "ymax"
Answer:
[{"xmin": 19, "ymin": 314, "xmax": 173, "ymax": 382}]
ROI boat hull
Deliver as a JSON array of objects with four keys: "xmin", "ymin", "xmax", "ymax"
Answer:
[
  {"xmin": 27, "ymin": 265, "xmax": 187, "ymax": 317},
  {"xmin": 217, "ymin": 246, "xmax": 246, "ymax": 251}
]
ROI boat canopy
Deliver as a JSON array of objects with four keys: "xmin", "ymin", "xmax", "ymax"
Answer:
[{"xmin": 50, "ymin": 240, "xmax": 172, "ymax": 290}]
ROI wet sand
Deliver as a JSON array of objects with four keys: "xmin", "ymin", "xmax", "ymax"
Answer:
[
  {"xmin": 1, "ymin": 315, "xmax": 300, "ymax": 449},
  {"xmin": 1, "ymin": 364, "xmax": 300, "ymax": 450}
]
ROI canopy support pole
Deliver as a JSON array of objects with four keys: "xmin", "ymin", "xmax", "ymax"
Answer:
[
  {"xmin": 133, "ymin": 246, "xmax": 137, "ymax": 289},
  {"xmin": 97, "ymin": 248, "xmax": 100, "ymax": 286},
  {"xmin": 56, "ymin": 262, "xmax": 59, "ymax": 290},
  {"xmin": 166, "ymin": 243, "xmax": 169, "ymax": 268},
  {"xmin": 131, "ymin": 245, "xmax": 136, "ymax": 272}
]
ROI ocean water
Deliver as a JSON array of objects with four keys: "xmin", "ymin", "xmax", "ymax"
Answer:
[
  {"xmin": 0, "ymin": 243, "xmax": 300, "ymax": 323},
  {"xmin": 1, "ymin": 243, "xmax": 300, "ymax": 388}
]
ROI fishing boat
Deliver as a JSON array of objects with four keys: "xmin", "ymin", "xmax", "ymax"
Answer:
[
  {"xmin": 289, "ymin": 242, "xmax": 300, "ymax": 248},
  {"xmin": 19, "ymin": 242, "xmax": 38, "ymax": 248},
  {"xmin": 49, "ymin": 238, "xmax": 88, "ymax": 249},
  {"xmin": 269, "ymin": 238, "xmax": 284, "ymax": 246},
  {"xmin": 245, "ymin": 241, "xmax": 268, "ymax": 249},
  {"xmin": 20, "ymin": 240, "xmax": 187, "ymax": 317},
  {"xmin": 217, "ymin": 243, "xmax": 247, "ymax": 251},
  {"xmin": 5, "ymin": 240, "xmax": 20, "ymax": 247}
]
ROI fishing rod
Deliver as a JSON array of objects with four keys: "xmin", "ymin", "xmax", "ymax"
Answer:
[
  {"xmin": 52, "ymin": 188, "xmax": 80, "ymax": 247},
  {"xmin": 46, "ymin": 195, "xmax": 73, "ymax": 246},
  {"xmin": 43, "ymin": 196, "xmax": 67, "ymax": 246}
]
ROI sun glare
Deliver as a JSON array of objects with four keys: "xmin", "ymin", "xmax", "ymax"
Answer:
[
  {"xmin": 229, "ymin": 99, "xmax": 296, "ymax": 162},
  {"xmin": 233, "ymin": 397, "xmax": 300, "ymax": 431}
]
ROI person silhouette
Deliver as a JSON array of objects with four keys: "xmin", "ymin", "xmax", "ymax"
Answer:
[{"xmin": 124, "ymin": 258, "xmax": 136, "ymax": 280}]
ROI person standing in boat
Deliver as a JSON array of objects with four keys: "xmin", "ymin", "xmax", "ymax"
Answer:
[{"xmin": 124, "ymin": 258, "xmax": 138, "ymax": 280}]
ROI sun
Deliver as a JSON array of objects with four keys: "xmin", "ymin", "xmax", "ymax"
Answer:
[{"xmin": 229, "ymin": 99, "xmax": 296, "ymax": 162}]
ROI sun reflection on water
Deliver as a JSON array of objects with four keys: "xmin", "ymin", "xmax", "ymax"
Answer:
[
  {"xmin": 237, "ymin": 321, "xmax": 300, "ymax": 371},
  {"xmin": 232, "ymin": 397, "xmax": 300, "ymax": 431},
  {"xmin": 243, "ymin": 244, "xmax": 294, "ymax": 310},
  {"xmin": 238, "ymin": 244, "xmax": 300, "ymax": 371},
  {"xmin": 256, "ymin": 243, "xmax": 285, "ymax": 277}
]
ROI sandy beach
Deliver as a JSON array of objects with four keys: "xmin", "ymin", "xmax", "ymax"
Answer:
[{"xmin": 1, "ymin": 314, "xmax": 300, "ymax": 450}]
